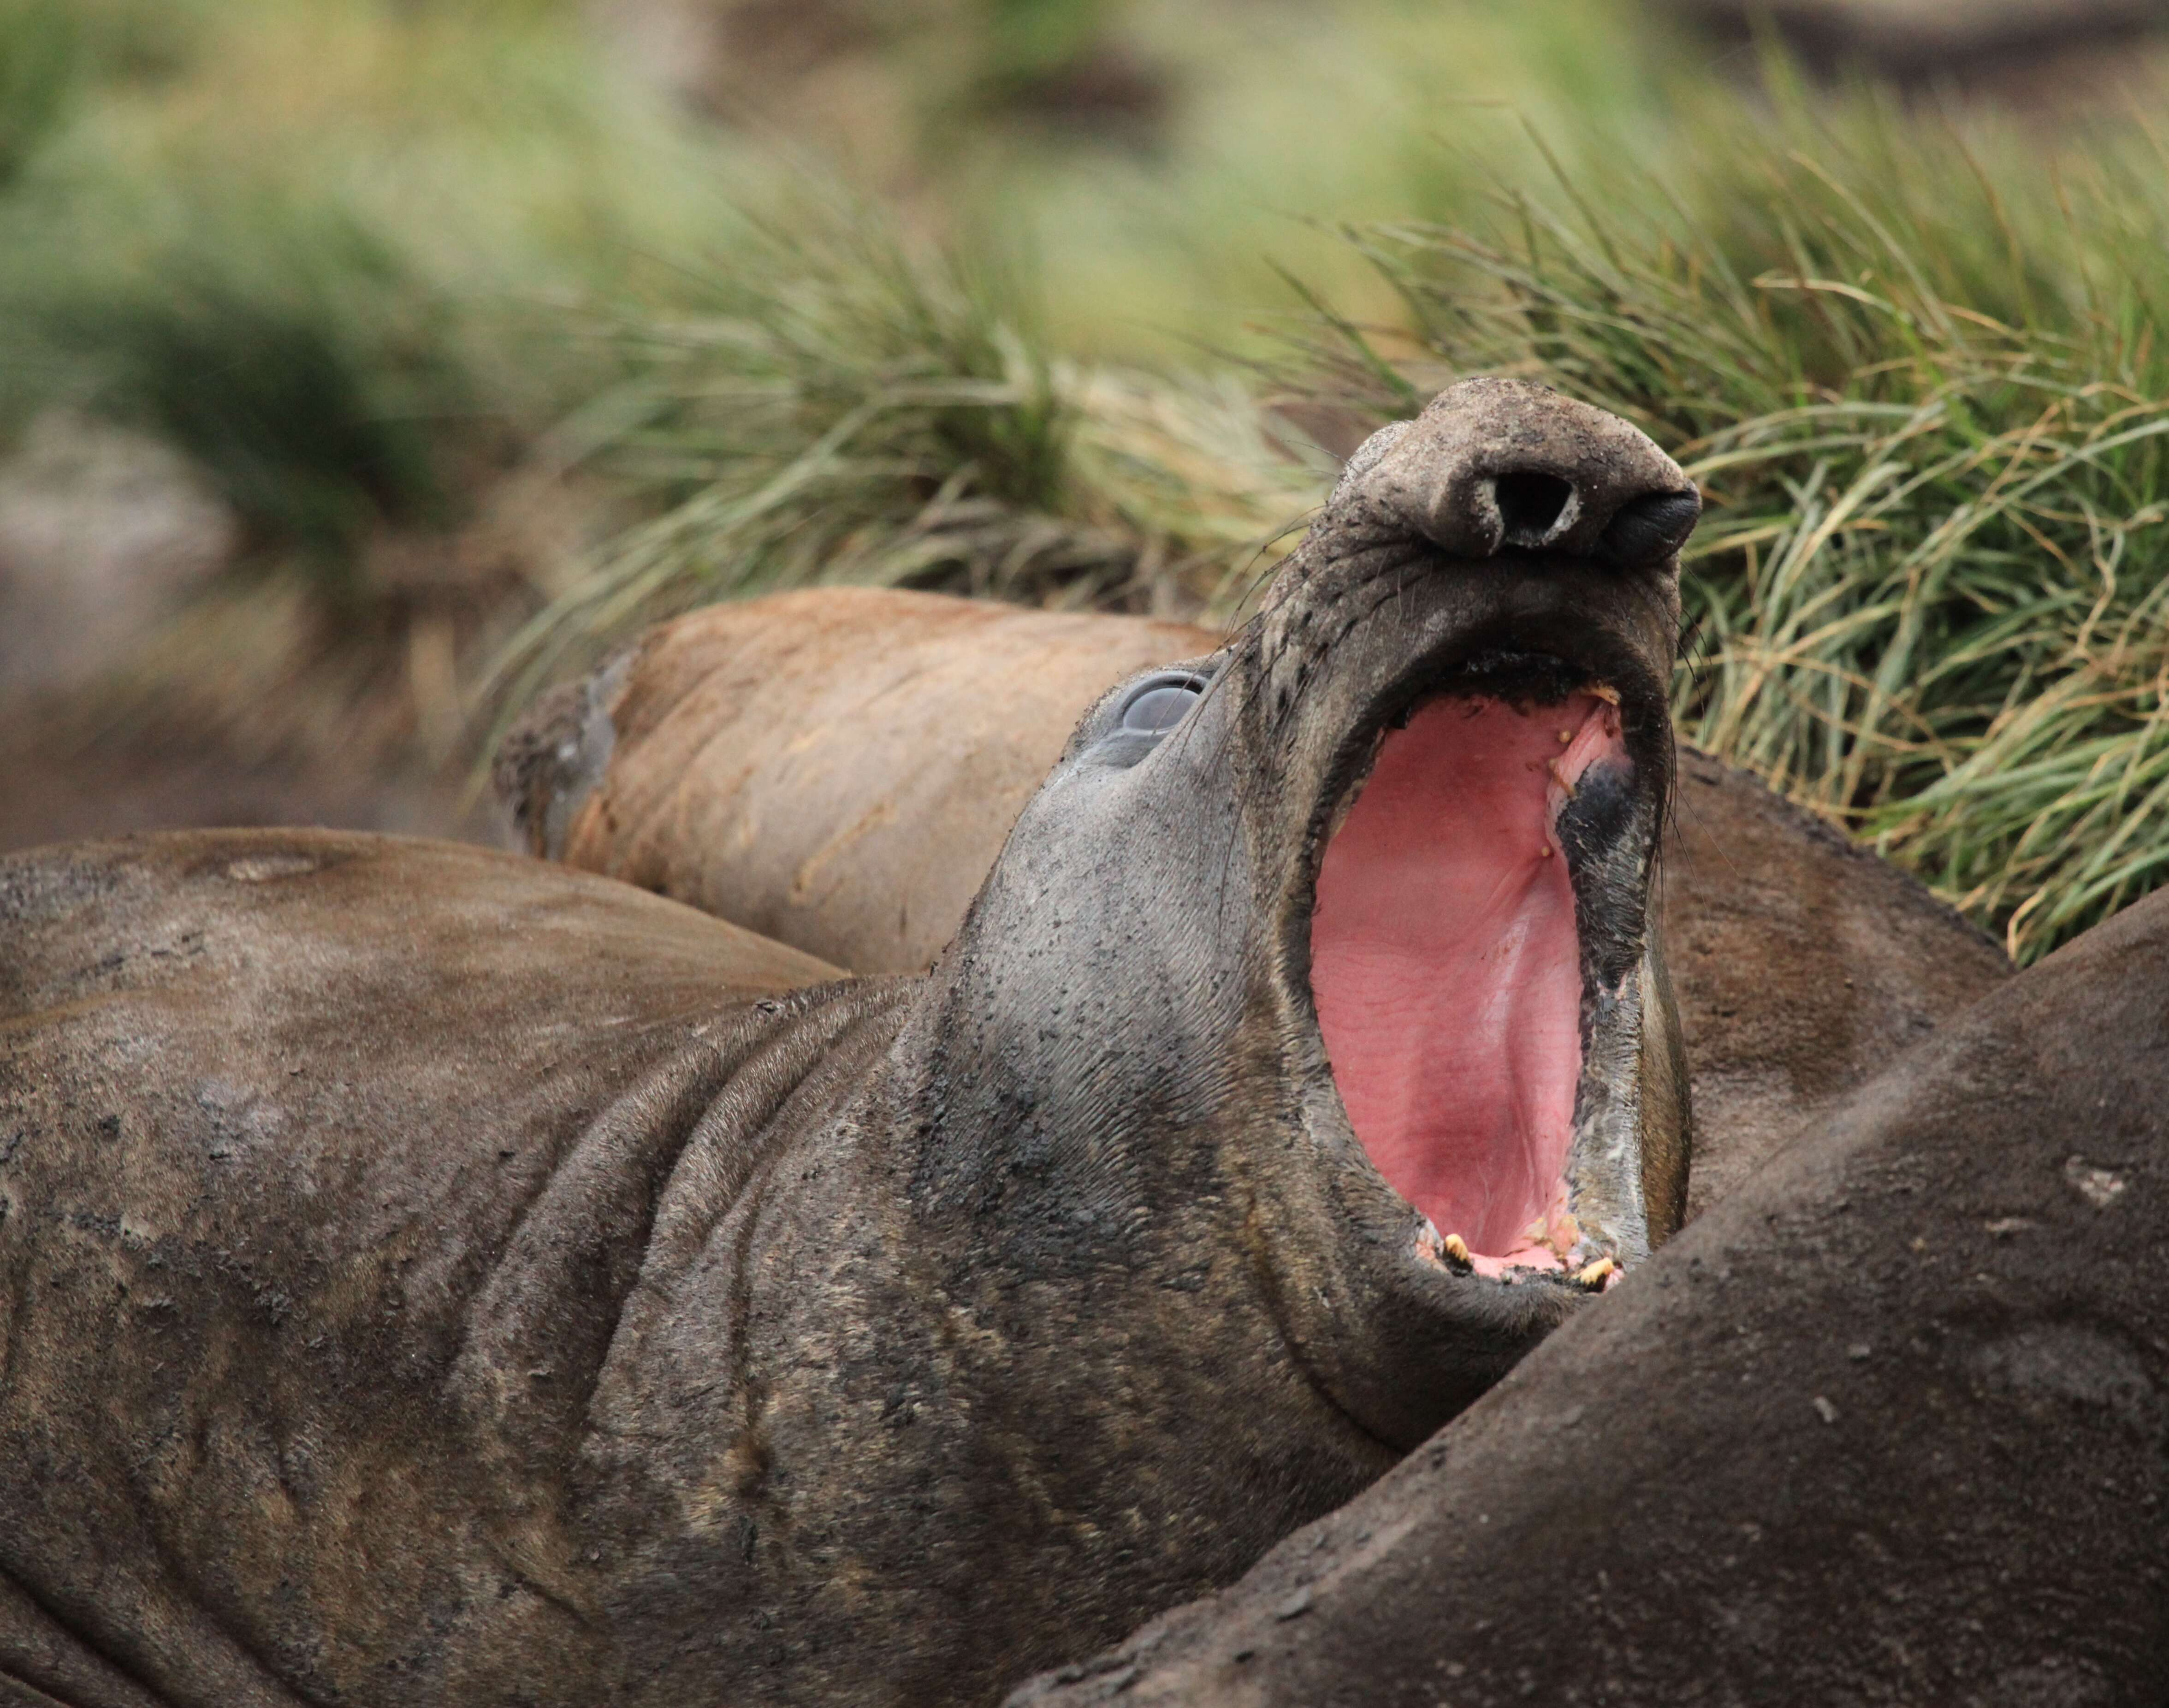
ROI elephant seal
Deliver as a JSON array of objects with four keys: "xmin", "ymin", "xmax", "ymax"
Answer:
[
  {"xmin": 498, "ymin": 593, "xmax": 2008, "ymax": 1220},
  {"xmin": 1011, "ymin": 885, "xmax": 2169, "ymax": 1707},
  {"xmin": 1, "ymin": 378, "xmax": 1697, "ymax": 1707}
]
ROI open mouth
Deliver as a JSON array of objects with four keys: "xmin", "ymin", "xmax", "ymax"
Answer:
[{"xmin": 1308, "ymin": 653, "xmax": 1646, "ymax": 1287}]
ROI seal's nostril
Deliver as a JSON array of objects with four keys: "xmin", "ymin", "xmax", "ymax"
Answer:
[
  {"xmin": 1599, "ymin": 489, "xmax": 1702, "ymax": 567},
  {"xmin": 1494, "ymin": 473, "xmax": 1574, "ymax": 544}
]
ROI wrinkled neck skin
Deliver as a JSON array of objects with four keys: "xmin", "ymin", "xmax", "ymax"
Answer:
[{"xmin": 891, "ymin": 540, "xmax": 1682, "ymax": 1461}]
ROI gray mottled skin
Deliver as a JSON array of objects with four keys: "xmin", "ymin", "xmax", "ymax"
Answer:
[{"xmin": 0, "ymin": 380, "xmax": 1697, "ymax": 1708}]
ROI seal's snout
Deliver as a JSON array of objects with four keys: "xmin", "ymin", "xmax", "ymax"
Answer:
[{"xmin": 1347, "ymin": 375, "xmax": 1699, "ymax": 567}]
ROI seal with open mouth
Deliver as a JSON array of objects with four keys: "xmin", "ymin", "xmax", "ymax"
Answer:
[
  {"xmin": 0, "ymin": 380, "xmax": 1698, "ymax": 1707},
  {"xmin": 498, "ymin": 585, "xmax": 2011, "ymax": 1230}
]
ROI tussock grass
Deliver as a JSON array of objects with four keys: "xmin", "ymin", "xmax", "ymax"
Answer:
[
  {"xmin": 0, "ymin": 1, "xmax": 77, "ymax": 186},
  {"xmin": 19, "ymin": 196, "xmax": 473, "ymax": 570},
  {"xmin": 1295, "ymin": 70, "xmax": 2169, "ymax": 959},
  {"xmin": 963, "ymin": 0, "xmax": 1686, "ymax": 359},
  {"xmin": 486, "ymin": 184, "xmax": 1335, "ymax": 714},
  {"xmin": 0, "ymin": 0, "xmax": 736, "ymax": 581},
  {"xmin": 533, "ymin": 64, "xmax": 2169, "ymax": 959}
]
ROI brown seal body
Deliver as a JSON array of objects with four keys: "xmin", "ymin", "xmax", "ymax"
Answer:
[
  {"xmin": 1659, "ymin": 746, "xmax": 2012, "ymax": 1217},
  {"xmin": 501, "ymin": 598, "xmax": 2009, "ymax": 1216},
  {"xmin": 496, "ymin": 589, "xmax": 1213, "ymax": 976},
  {"xmin": 3, "ymin": 380, "xmax": 1696, "ymax": 1707},
  {"xmin": 1009, "ymin": 887, "xmax": 2169, "ymax": 1708}
]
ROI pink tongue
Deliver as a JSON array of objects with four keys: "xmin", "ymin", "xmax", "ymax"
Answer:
[{"xmin": 1309, "ymin": 694, "xmax": 1619, "ymax": 1261}]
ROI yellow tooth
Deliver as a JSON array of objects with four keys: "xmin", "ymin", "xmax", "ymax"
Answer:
[
  {"xmin": 1442, "ymin": 1233, "xmax": 1471, "ymax": 1265},
  {"xmin": 1556, "ymin": 729, "xmax": 1573, "ymax": 744},
  {"xmin": 1574, "ymin": 1257, "xmax": 1616, "ymax": 1289}
]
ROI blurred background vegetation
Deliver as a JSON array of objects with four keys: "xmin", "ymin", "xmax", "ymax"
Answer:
[{"xmin": 2, "ymin": 0, "xmax": 2166, "ymax": 959}]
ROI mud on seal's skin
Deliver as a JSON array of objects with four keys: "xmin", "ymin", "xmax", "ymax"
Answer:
[{"xmin": 0, "ymin": 379, "xmax": 1697, "ymax": 1708}]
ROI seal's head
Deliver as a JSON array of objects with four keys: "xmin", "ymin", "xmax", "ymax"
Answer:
[{"xmin": 922, "ymin": 378, "xmax": 1697, "ymax": 1452}]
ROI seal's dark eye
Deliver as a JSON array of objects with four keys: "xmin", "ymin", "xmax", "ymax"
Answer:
[{"xmin": 1120, "ymin": 674, "xmax": 1206, "ymax": 735}]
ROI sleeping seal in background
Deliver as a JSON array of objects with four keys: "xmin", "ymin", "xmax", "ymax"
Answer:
[{"xmin": 0, "ymin": 378, "xmax": 1697, "ymax": 1707}]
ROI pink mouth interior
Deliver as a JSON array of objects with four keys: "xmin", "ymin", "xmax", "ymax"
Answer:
[{"xmin": 1309, "ymin": 693, "xmax": 1626, "ymax": 1272}]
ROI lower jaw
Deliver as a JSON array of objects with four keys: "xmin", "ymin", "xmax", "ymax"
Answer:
[{"xmin": 1310, "ymin": 688, "xmax": 1634, "ymax": 1275}]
